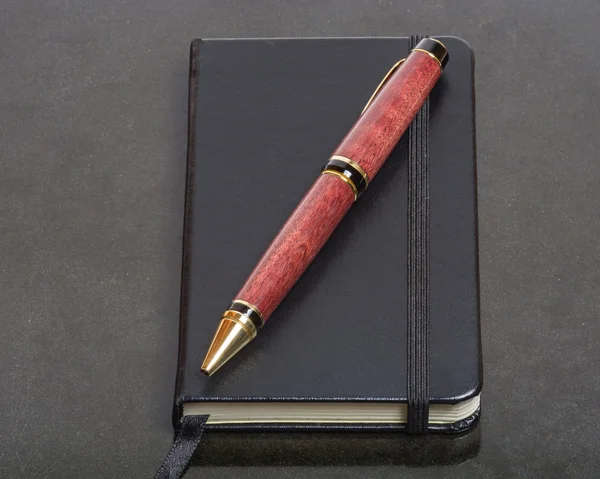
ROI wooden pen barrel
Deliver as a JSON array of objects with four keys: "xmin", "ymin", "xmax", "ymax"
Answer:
[{"xmin": 236, "ymin": 45, "xmax": 444, "ymax": 321}]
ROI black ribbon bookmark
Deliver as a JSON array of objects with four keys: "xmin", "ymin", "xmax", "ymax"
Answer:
[
  {"xmin": 155, "ymin": 415, "xmax": 209, "ymax": 479},
  {"xmin": 406, "ymin": 34, "xmax": 431, "ymax": 434}
]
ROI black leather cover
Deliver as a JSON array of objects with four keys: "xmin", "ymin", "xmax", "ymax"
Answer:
[{"xmin": 174, "ymin": 37, "xmax": 481, "ymax": 433}]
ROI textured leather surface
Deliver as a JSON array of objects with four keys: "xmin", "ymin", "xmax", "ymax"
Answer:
[{"xmin": 175, "ymin": 37, "xmax": 480, "ymax": 429}]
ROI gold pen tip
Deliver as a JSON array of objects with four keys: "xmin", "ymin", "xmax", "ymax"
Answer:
[{"xmin": 200, "ymin": 316, "xmax": 256, "ymax": 376}]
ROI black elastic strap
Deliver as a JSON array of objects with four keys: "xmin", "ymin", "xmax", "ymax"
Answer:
[
  {"xmin": 155, "ymin": 415, "xmax": 209, "ymax": 479},
  {"xmin": 407, "ymin": 34, "xmax": 431, "ymax": 434}
]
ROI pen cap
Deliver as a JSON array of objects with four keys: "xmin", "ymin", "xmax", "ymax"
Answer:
[{"xmin": 413, "ymin": 37, "xmax": 449, "ymax": 69}]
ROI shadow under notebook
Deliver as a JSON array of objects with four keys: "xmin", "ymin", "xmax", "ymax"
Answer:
[{"xmin": 191, "ymin": 422, "xmax": 481, "ymax": 467}]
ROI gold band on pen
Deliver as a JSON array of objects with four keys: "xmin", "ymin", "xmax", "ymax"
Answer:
[
  {"xmin": 321, "ymin": 154, "xmax": 371, "ymax": 201},
  {"xmin": 411, "ymin": 37, "xmax": 448, "ymax": 70},
  {"xmin": 411, "ymin": 48, "xmax": 443, "ymax": 69},
  {"xmin": 321, "ymin": 169, "xmax": 359, "ymax": 200},
  {"xmin": 330, "ymin": 156, "xmax": 370, "ymax": 187},
  {"xmin": 232, "ymin": 299, "xmax": 265, "ymax": 325},
  {"xmin": 221, "ymin": 309, "xmax": 258, "ymax": 338}
]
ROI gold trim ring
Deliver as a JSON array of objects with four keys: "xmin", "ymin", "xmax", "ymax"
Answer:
[
  {"xmin": 411, "ymin": 48, "xmax": 443, "ymax": 69},
  {"xmin": 232, "ymin": 299, "xmax": 265, "ymax": 325},
  {"xmin": 330, "ymin": 155, "xmax": 370, "ymax": 187},
  {"xmin": 321, "ymin": 170, "xmax": 359, "ymax": 200}
]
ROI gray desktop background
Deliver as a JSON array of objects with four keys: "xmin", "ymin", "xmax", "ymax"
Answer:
[{"xmin": 1, "ymin": 1, "xmax": 599, "ymax": 477}]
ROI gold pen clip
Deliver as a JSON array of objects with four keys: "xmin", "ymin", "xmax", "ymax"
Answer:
[{"xmin": 361, "ymin": 58, "xmax": 406, "ymax": 115}]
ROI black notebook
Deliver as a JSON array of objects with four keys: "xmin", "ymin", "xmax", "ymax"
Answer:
[{"xmin": 173, "ymin": 36, "xmax": 480, "ymax": 436}]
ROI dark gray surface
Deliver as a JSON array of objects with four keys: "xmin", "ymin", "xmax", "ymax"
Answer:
[{"xmin": 1, "ymin": 1, "xmax": 599, "ymax": 478}]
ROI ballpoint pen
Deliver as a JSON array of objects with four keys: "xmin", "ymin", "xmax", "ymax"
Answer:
[{"xmin": 201, "ymin": 37, "xmax": 448, "ymax": 375}]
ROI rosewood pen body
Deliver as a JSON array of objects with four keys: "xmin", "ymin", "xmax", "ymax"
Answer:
[{"xmin": 202, "ymin": 38, "xmax": 448, "ymax": 375}]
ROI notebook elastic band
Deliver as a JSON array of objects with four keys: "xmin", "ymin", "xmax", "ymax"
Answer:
[{"xmin": 406, "ymin": 34, "xmax": 431, "ymax": 434}]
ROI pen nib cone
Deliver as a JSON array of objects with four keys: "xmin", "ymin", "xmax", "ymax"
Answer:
[{"xmin": 201, "ymin": 318, "xmax": 254, "ymax": 376}]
